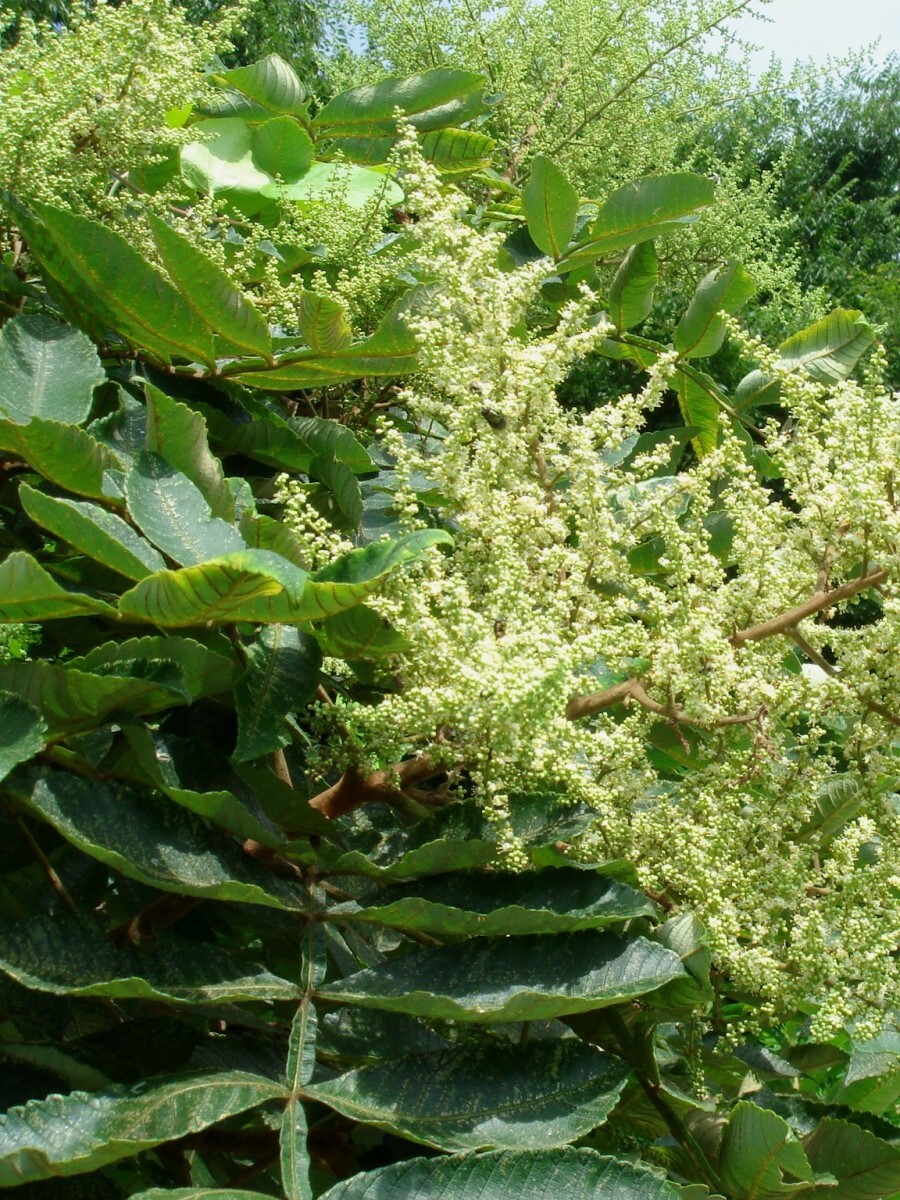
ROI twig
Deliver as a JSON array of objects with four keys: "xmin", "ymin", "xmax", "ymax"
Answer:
[{"xmin": 6, "ymin": 804, "xmax": 78, "ymax": 914}]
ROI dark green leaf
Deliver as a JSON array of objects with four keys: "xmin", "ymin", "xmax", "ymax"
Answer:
[
  {"xmin": 0, "ymin": 553, "xmax": 116, "ymax": 622},
  {"xmin": 309, "ymin": 454, "xmax": 363, "ymax": 531},
  {"xmin": 318, "ymin": 1148, "xmax": 682, "ymax": 1200},
  {"xmin": 147, "ymin": 215, "xmax": 273, "ymax": 360},
  {"xmin": 233, "ymin": 625, "xmax": 322, "ymax": 762},
  {"xmin": 608, "ymin": 242, "xmax": 658, "ymax": 332},
  {"xmin": 313, "ymin": 69, "xmax": 491, "ymax": 138},
  {"xmin": 0, "ymin": 693, "xmax": 46, "ymax": 783},
  {"xmin": 803, "ymin": 1117, "xmax": 900, "ymax": 1200},
  {"xmin": 0, "ymin": 418, "xmax": 121, "ymax": 499},
  {"xmin": 718, "ymin": 1102, "xmax": 813, "ymax": 1200},
  {"xmin": 281, "ymin": 924, "xmax": 324, "ymax": 1200},
  {"xmin": 833, "ymin": 1034, "xmax": 900, "ymax": 1116},
  {"xmin": 0, "ymin": 1071, "xmax": 286, "ymax": 1185},
  {"xmin": 19, "ymin": 486, "xmax": 165, "ymax": 581},
  {"xmin": 239, "ymin": 512, "xmax": 309, "ymax": 567},
  {"xmin": 673, "ymin": 260, "xmax": 755, "ymax": 360},
  {"xmin": 0, "ymin": 915, "xmax": 300, "ymax": 1004},
  {"xmin": 126, "ymin": 451, "xmax": 244, "ymax": 567},
  {"xmin": 318, "ymin": 931, "xmax": 685, "ymax": 1022},
  {"xmin": 313, "ymin": 605, "xmax": 408, "ymax": 660},
  {"xmin": 144, "ymin": 385, "xmax": 233, "ymax": 520},
  {"xmin": 522, "ymin": 155, "xmax": 579, "ymax": 259},
  {"xmin": 793, "ymin": 775, "xmax": 864, "ymax": 844},
  {"xmin": 329, "ymin": 868, "xmax": 656, "ymax": 937},
  {"xmin": 252, "ymin": 117, "xmax": 314, "ymax": 182},
  {"xmin": 317, "ymin": 1007, "xmax": 450, "ymax": 1065},
  {"xmin": 0, "ymin": 315, "xmax": 103, "ymax": 426},
  {"xmin": 290, "ymin": 416, "xmax": 372, "ymax": 473},
  {"xmin": 307, "ymin": 1039, "xmax": 630, "ymax": 1151},
  {"xmin": 20, "ymin": 772, "xmax": 304, "ymax": 910},
  {"xmin": 68, "ymin": 636, "xmax": 234, "ymax": 700}
]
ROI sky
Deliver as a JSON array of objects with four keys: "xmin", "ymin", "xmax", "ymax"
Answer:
[{"xmin": 725, "ymin": 0, "xmax": 899, "ymax": 71}]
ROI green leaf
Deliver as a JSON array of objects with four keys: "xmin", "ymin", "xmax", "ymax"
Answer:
[
  {"xmin": 19, "ymin": 485, "xmax": 165, "ymax": 581},
  {"xmin": 313, "ymin": 605, "xmax": 408, "ymax": 660},
  {"xmin": 117, "ymin": 549, "xmax": 309, "ymax": 627},
  {"xmin": 0, "ymin": 915, "xmax": 300, "ymax": 1004},
  {"xmin": 201, "ymin": 404, "xmax": 316, "ymax": 474},
  {"xmin": 299, "ymin": 529, "xmax": 451, "ymax": 620},
  {"xmin": 673, "ymin": 260, "xmax": 755, "ymax": 359},
  {"xmin": 180, "ymin": 119, "xmax": 275, "ymax": 213},
  {"xmin": 233, "ymin": 625, "xmax": 322, "ymax": 762},
  {"xmin": 734, "ymin": 369, "xmax": 781, "ymax": 411},
  {"xmin": 0, "ymin": 1071, "xmax": 286, "ymax": 1185},
  {"xmin": 329, "ymin": 127, "xmax": 494, "ymax": 172},
  {"xmin": 144, "ymin": 385, "xmax": 233, "ymax": 520},
  {"xmin": 147, "ymin": 215, "xmax": 273, "ymax": 360},
  {"xmin": 317, "ymin": 1007, "xmax": 450, "ymax": 1065},
  {"xmin": 0, "ymin": 418, "xmax": 121, "ymax": 499},
  {"xmin": 608, "ymin": 242, "xmax": 659, "ymax": 332},
  {"xmin": 318, "ymin": 931, "xmax": 685, "ymax": 1022},
  {"xmin": 0, "ymin": 553, "xmax": 117, "ymax": 623},
  {"xmin": 675, "ymin": 369, "xmax": 721, "ymax": 457},
  {"xmin": 803, "ymin": 1117, "xmax": 900, "ymax": 1200},
  {"xmin": 281, "ymin": 923, "xmax": 324, "ymax": 1200},
  {"xmin": 0, "ymin": 660, "xmax": 191, "ymax": 733},
  {"xmin": 318, "ymin": 1148, "xmax": 683, "ymax": 1200},
  {"xmin": 329, "ymin": 868, "xmax": 657, "ymax": 937},
  {"xmin": 240, "ymin": 512, "xmax": 309, "ymax": 567},
  {"xmin": 21, "ymin": 771, "xmax": 304, "ymax": 910},
  {"xmin": 68, "ymin": 636, "xmax": 234, "ymax": 700},
  {"xmin": 307, "ymin": 1039, "xmax": 630, "ymax": 1152},
  {"xmin": 214, "ymin": 55, "xmax": 308, "ymax": 115},
  {"xmin": 775, "ymin": 308, "xmax": 876, "ymax": 383},
  {"xmin": 309, "ymin": 454, "xmax": 363, "ymax": 531},
  {"xmin": 718, "ymin": 1102, "xmax": 814, "ymax": 1200},
  {"xmin": 0, "ymin": 693, "xmax": 46, "ymax": 783},
  {"xmin": 833, "ymin": 1034, "xmax": 900, "ymax": 1116},
  {"xmin": 558, "ymin": 174, "xmax": 716, "ymax": 272},
  {"xmin": 522, "ymin": 155, "xmax": 579, "ymax": 260},
  {"xmin": 0, "ymin": 315, "xmax": 103, "ymax": 425},
  {"xmin": 13, "ymin": 199, "xmax": 216, "ymax": 367},
  {"xmin": 252, "ymin": 117, "xmax": 314, "ymax": 182},
  {"xmin": 126, "ymin": 452, "xmax": 244, "ymax": 566},
  {"xmin": 258, "ymin": 161, "xmax": 404, "ymax": 209},
  {"xmin": 290, "ymin": 416, "xmax": 372, "ymax": 474},
  {"xmin": 133, "ymin": 1192, "xmax": 266, "ymax": 1200},
  {"xmin": 793, "ymin": 775, "xmax": 864, "ymax": 844},
  {"xmin": 313, "ymin": 69, "xmax": 491, "ymax": 138},
  {"xmin": 297, "ymin": 292, "xmax": 352, "ymax": 354}
]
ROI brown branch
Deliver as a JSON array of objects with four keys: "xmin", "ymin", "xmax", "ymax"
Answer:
[
  {"xmin": 729, "ymin": 568, "xmax": 887, "ymax": 647},
  {"xmin": 308, "ymin": 755, "xmax": 439, "ymax": 820},
  {"xmin": 6, "ymin": 804, "xmax": 78, "ymax": 914}
]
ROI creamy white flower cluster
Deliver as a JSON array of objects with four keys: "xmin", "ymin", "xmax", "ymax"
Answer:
[{"xmin": 284, "ymin": 153, "xmax": 900, "ymax": 1035}]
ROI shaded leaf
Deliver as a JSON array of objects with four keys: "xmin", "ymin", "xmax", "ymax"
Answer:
[
  {"xmin": 718, "ymin": 1102, "xmax": 814, "ymax": 1200},
  {"xmin": 0, "ymin": 553, "xmax": 116, "ymax": 622},
  {"xmin": 318, "ymin": 931, "xmax": 685, "ymax": 1022},
  {"xmin": 793, "ymin": 775, "xmax": 865, "ymax": 844},
  {"xmin": 0, "ymin": 1071, "xmax": 286, "ymax": 1186},
  {"xmin": 608, "ymin": 242, "xmax": 658, "ymax": 332},
  {"xmin": 233, "ymin": 625, "xmax": 322, "ymax": 762},
  {"xmin": 313, "ymin": 605, "xmax": 408, "ymax": 660},
  {"xmin": 0, "ymin": 418, "xmax": 121, "ymax": 500},
  {"xmin": 20, "ymin": 772, "xmax": 304, "ymax": 910},
  {"xmin": 68, "ymin": 636, "xmax": 234, "ymax": 701},
  {"xmin": 0, "ymin": 693, "xmax": 46, "ymax": 783},
  {"xmin": 0, "ymin": 915, "xmax": 300, "ymax": 1004},
  {"xmin": 803, "ymin": 1117, "xmax": 900, "ymax": 1200},
  {"xmin": 0, "ymin": 315, "xmax": 103, "ymax": 426},
  {"xmin": 307, "ymin": 1039, "xmax": 631, "ymax": 1151},
  {"xmin": 309, "ymin": 454, "xmax": 362, "ymax": 531},
  {"xmin": 675, "ymin": 369, "xmax": 720, "ymax": 457},
  {"xmin": 317, "ymin": 1007, "xmax": 450, "ymax": 1065},
  {"xmin": 281, "ymin": 923, "xmax": 325, "ymax": 1200},
  {"xmin": 833, "ymin": 1034, "xmax": 900, "ymax": 1117}
]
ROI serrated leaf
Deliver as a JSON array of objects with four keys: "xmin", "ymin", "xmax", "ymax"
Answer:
[
  {"xmin": 675, "ymin": 369, "xmax": 721, "ymax": 457},
  {"xmin": 215, "ymin": 55, "xmax": 308, "ymax": 115},
  {"xmin": 281, "ymin": 923, "xmax": 325, "ymax": 1200},
  {"xmin": 313, "ymin": 605, "xmax": 408, "ymax": 660},
  {"xmin": 126, "ymin": 451, "xmax": 243, "ymax": 567},
  {"xmin": 793, "ymin": 775, "xmax": 864, "ymax": 844},
  {"xmin": 318, "ymin": 1148, "xmax": 682, "ymax": 1200},
  {"xmin": 240, "ymin": 512, "xmax": 309, "ymax": 567},
  {"xmin": 117, "ymin": 549, "xmax": 309, "ymax": 626},
  {"xmin": 0, "ymin": 915, "xmax": 300, "ymax": 1004},
  {"xmin": 0, "ymin": 418, "xmax": 121, "ymax": 499},
  {"xmin": 674, "ymin": 260, "xmax": 755, "ymax": 360},
  {"xmin": 299, "ymin": 529, "xmax": 451, "ymax": 620},
  {"xmin": 776, "ymin": 309, "xmax": 876, "ymax": 383},
  {"xmin": 252, "ymin": 117, "xmax": 314, "ymax": 182},
  {"xmin": 313, "ymin": 69, "xmax": 491, "ymax": 138},
  {"xmin": 20, "ymin": 772, "xmax": 304, "ymax": 910},
  {"xmin": 307, "ymin": 1039, "xmax": 630, "ymax": 1152},
  {"xmin": 719, "ymin": 1102, "xmax": 814, "ymax": 1200},
  {"xmin": 233, "ymin": 625, "xmax": 321, "ymax": 762},
  {"xmin": 290, "ymin": 416, "xmax": 372, "ymax": 474},
  {"xmin": 19, "ymin": 485, "xmax": 165, "ymax": 581},
  {"xmin": 0, "ymin": 1071, "xmax": 286, "ymax": 1185},
  {"xmin": 803, "ymin": 1117, "xmax": 900, "ymax": 1200},
  {"xmin": 318, "ymin": 931, "xmax": 685, "ymax": 1022},
  {"xmin": 309, "ymin": 454, "xmax": 362, "ymax": 531},
  {"xmin": 328, "ymin": 126, "xmax": 494, "ymax": 172},
  {"xmin": 329, "ymin": 868, "xmax": 656, "ymax": 937},
  {"xmin": 144, "ymin": 385, "xmax": 233, "ymax": 520},
  {"xmin": 0, "ymin": 660, "xmax": 190, "ymax": 733},
  {"xmin": 317, "ymin": 1007, "xmax": 450, "ymax": 1065},
  {"xmin": 608, "ymin": 241, "xmax": 658, "ymax": 332},
  {"xmin": 558, "ymin": 174, "xmax": 716, "ymax": 272},
  {"xmin": 297, "ymin": 292, "xmax": 352, "ymax": 353},
  {"xmin": 0, "ymin": 552, "xmax": 116, "ymax": 622},
  {"xmin": 68, "ymin": 636, "xmax": 234, "ymax": 700},
  {"xmin": 0, "ymin": 693, "xmax": 46, "ymax": 782},
  {"xmin": 522, "ymin": 155, "xmax": 579, "ymax": 259},
  {"xmin": 147, "ymin": 216, "xmax": 272, "ymax": 360},
  {"xmin": 200, "ymin": 403, "xmax": 315, "ymax": 474},
  {"xmin": 833, "ymin": 1034, "xmax": 900, "ymax": 1117},
  {"xmin": 0, "ymin": 315, "xmax": 104, "ymax": 425},
  {"xmin": 12, "ymin": 199, "xmax": 216, "ymax": 367}
]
